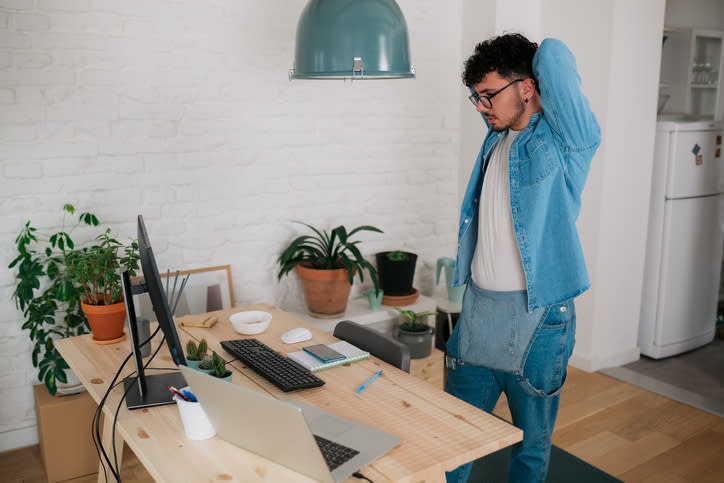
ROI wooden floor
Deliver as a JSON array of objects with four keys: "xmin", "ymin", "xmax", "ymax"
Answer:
[{"xmin": 2, "ymin": 367, "xmax": 723, "ymax": 482}]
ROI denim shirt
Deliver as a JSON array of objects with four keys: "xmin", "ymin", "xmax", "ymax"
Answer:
[{"xmin": 453, "ymin": 38, "xmax": 601, "ymax": 311}]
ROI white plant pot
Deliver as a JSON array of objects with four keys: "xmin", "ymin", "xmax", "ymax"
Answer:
[{"xmin": 56, "ymin": 368, "xmax": 85, "ymax": 395}]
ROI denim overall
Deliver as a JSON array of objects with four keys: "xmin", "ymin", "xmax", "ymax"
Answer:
[{"xmin": 444, "ymin": 280, "xmax": 576, "ymax": 482}]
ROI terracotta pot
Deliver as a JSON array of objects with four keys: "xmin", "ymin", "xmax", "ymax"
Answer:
[
  {"xmin": 81, "ymin": 298, "xmax": 127, "ymax": 342},
  {"xmin": 296, "ymin": 264, "xmax": 354, "ymax": 318}
]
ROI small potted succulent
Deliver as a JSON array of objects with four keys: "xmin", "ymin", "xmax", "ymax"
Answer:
[
  {"xmin": 393, "ymin": 307, "xmax": 438, "ymax": 359},
  {"xmin": 198, "ymin": 354, "xmax": 214, "ymax": 374},
  {"xmin": 185, "ymin": 339, "xmax": 208, "ymax": 371},
  {"xmin": 209, "ymin": 351, "xmax": 232, "ymax": 382}
]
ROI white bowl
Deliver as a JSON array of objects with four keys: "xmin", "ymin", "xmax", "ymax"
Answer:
[{"xmin": 229, "ymin": 310, "xmax": 272, "ymax": 335}]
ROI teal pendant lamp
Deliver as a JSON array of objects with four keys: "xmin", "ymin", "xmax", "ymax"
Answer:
[{"xmin": 289, "ymin": 0, "xmax": 415, "ymax": 80}]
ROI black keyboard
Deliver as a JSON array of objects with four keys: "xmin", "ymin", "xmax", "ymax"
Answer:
[
  {"xmin": 220, "ymin": 338, "xmax": 325, "ymax": 392},
  {"xmin": 314, "ymin": 435, "xmax": 360, "ymax": 471}
]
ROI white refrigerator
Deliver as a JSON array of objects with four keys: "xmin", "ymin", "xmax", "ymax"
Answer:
[{"xmin": 639, "ymin": 120, "xmax": 724, "ymax": 359}]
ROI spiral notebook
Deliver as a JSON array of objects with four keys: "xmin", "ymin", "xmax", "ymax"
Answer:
[{"xmin": 287, "ymin": 341, "xmax": 370, "ymax": 372}]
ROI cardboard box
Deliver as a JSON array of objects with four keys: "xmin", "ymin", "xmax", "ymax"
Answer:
[{"xmin": 33, "ymin": 384, "xmax": 100, "ymax": 483}]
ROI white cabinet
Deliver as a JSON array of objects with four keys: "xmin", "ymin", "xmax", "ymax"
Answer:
[{"xmin": 659, "ymin": 27, "xmax": 724, "ymax": 120}]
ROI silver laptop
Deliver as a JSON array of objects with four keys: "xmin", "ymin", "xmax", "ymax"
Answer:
[{"xmin": 178, "ymin": 365, "xmax": 401, "ymax": 483}]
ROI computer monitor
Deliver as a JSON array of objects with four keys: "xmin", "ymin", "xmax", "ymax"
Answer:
[{"xmin": 122, "ymin": 215, "xmax": 187, "ymax": 409}]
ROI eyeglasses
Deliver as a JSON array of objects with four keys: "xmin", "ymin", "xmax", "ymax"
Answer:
[{"xmin": 468, "ymin": 78, "xmax": 524, "ymax": 109}]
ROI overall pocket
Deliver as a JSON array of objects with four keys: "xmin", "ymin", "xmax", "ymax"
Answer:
[
  {"xmin": 516, "ymin": 300, "xmax": 575, "ymax": 398},
  {"xmin": 455, "ymin": 283, "xmax": 545, "ymax": 373}
]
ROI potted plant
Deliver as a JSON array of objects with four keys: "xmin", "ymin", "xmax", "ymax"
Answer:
[
  {"xmin": 65, "ymin": 228, "xmax": 139, "ymax": 342},
  {"xmin": 209, "ymin": 352, "xmax": 232, "ymax": 382},
  {"xmin": 277, "ymin": 222, "xmax": 383, "ymax": 317},
  {"xmin": 198, "ymin": 354, "xmax": 214, "ymax": 374},
  {"xmin": 393, "ymin": 307, "xmax": 438, "ymax": 359},
  {"xmin": 185, "ymin": 339, "xmax": 209, "ymax": 371},
  {"xmin": 8, "ymin": 204, "xmax": 138, "ymax": 395},
  {"xmin": 376, "ymin": 250, "xmax": 418, "ymax": 296}
]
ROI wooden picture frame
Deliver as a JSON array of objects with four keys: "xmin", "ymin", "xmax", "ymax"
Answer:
[{"xmin": 133, "ymin": 265, "xmax": 235, "ymax": 320}]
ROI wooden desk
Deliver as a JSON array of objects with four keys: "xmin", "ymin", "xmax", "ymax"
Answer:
[{"xmin": 55, "ymin": 303, "xmax": 522, "ymax": 482}]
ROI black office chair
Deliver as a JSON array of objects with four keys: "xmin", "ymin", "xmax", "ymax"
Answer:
[{"xmin": 333, "ymin": 320, "xmax": 410, "ymax": 373}]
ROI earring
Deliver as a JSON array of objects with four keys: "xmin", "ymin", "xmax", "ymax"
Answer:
[{"xmin": 524, "ymin": 98, "xmax": 529, "ymax": 104}]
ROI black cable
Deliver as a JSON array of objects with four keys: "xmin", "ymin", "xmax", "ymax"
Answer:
[
  {"xmin": 90, "ymin": 404, "xmax": 107, "ymax": 482},
  {"xmin": 352, "ymin": 472, "xmax": 374, "ymax": 482},
  {"xmin": 111, "ymin": 332, "xmax": 166, "ymax": 476},
  {"xmin": 97, "ymin": 270, "xmax": 188, "ymax": 480},
  {"xmin": 92, "ymin": 352, "xmax": 133, "ymax": 482},
  {"xmin": 91, "ymin": 325, "xmax": 161, "ymax": 482},
  {"xmin": 111, "ymin": 367, "xmax": 146, "ymax": 477}
]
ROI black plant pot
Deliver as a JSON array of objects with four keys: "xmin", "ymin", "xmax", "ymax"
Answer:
[{"xmin": 376, "ymin": 251, "xmax": 417, "ymax": 296}]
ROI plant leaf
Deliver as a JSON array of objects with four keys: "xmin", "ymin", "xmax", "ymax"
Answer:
[{"xmin": 347, "ymin": 225, "xmax": 384, "ymax": 237}]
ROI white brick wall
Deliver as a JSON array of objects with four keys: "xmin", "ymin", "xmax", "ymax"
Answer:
[{"xmin": 0, "ymin": 0, "xmax": 464, "ymax": 450}]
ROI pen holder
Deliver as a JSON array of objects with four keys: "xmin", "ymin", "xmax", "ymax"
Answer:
[{"xmin": 174, "ymin": 388, "xmax": 216, "ymax": 440}]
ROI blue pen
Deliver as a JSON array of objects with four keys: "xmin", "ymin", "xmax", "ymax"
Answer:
[
  {"xmin": 181, "ymin": 389, "xmax": 198, "ymax": 402},
  {"xmin": 355, "ymin": 370, "xmax": 383, "ymax": 394}
]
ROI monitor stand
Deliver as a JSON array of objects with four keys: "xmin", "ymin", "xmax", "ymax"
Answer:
[
  {"xmin": 123, "ymin": 371, "xmax": 186, "ymax": 410},
  {"xmin": 121, "ymin": 270, "xmax": 186, "ymax": 410}
]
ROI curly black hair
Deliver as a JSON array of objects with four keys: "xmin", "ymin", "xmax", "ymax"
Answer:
[{"xmin": 462, "ymin": 33, "xmax": 538, "ymax": 87}]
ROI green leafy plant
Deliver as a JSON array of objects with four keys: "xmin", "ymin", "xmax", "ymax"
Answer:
[
  {"xmin": 8, "ymin": 204, "xmax": 139, "ymax": 394},
  {"xmin": 65, "ymin": 228, "xmax": 139, "ymax": 305},
  {"xmin": 395, "ymin": 307, "xmax": 438, "ymax": 332},
  {"xmin": 210, "ymin": 351, "xmax": 230, "ymax": 378},
  {"xmin": 387, "ymin": 250, "xmax": 410, "ymax": 261},
  {"xmin": 277, "ymin": 221, "xmax": 383, "ymax": 292},
  {"xmin": 186, "ymin": 339, "xmax": 208, "ymax": 362}
]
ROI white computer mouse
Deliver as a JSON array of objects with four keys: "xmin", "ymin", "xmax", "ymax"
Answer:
[{"xmin": 281, "ymin": 327, "xmax": 313, "ymax": 344}]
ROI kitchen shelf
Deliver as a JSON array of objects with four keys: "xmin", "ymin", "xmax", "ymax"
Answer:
[{"xmin": 659, "ymin": 27, "xmax": 724, "ymax": 120}]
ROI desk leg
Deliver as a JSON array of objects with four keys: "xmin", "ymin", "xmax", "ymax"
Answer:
[{"xmin": 98, "ymin": 412, "xmax": 124, "ymax": 483}]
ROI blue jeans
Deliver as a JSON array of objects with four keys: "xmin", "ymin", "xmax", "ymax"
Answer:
[{"xmin": 444, "ymin": 291, "xmax": 576, "ymax": 482}]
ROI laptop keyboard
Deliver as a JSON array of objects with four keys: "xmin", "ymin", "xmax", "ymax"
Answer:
[
  {"xmin": 314, "ymin": 435, "xmax": 360, "ymax": 471},
  {"xmin": 220, "ymin": 338, "xmax": 325, "ymax": 392}
]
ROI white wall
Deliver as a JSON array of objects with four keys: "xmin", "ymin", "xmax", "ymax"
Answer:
[
  {"xmin": 582, "ymin": 0, "xmax": 667, "ymax": 369},
  {"xmin": 458, "ymin": 0, "xmax": 496, "ymax": 201},
  {"xmin": 665, "ymin": 0, "xmax": 724, "ymax": 30},
  {"xmin": 0, "ymin": 0, "xmax": 464, "ymax": 451}
]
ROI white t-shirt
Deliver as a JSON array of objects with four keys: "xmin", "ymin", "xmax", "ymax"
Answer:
[{"xmin": 471, "ymin": 130, "xmax": 527, "ymax": 291}]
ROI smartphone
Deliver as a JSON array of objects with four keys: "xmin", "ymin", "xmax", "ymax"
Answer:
[{"xmin": 303, "ymin": 344, "xmax": 346, "ymax": 363}]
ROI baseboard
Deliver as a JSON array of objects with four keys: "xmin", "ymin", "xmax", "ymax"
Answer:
[
  {"xmin": 0, "ymin": 425, "xmax": 38, "ymax": 453},
  {"xmin": 569, "ymin": 346, "xmax": 640, "ymax": 372}
]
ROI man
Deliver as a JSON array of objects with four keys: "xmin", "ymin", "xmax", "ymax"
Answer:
[{"xmin": 445, "ymin": 33, "xmax": 600, "ymax": 482}]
